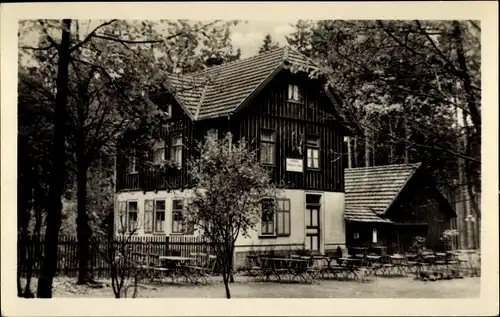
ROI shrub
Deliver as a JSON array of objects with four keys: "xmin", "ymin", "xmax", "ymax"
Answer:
[
  {"xmin": 440, "ymin": 229, "xmax": 459, "ymax": 251},
  {"xmin": 409, "ymin": 236, "xmax": 427, "ymax": 254}
]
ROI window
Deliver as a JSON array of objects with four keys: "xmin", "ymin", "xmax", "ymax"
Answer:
[
  {"xmin": 118, "ymin": 201, "xmax": 127, "ymax": 233},
  {"xmin": 170, "ymin": 134, "xmax": 183, "ymax": 166},
  {"xmin": 127, "ymin": 149, "xmax": 137, "ymax": 174},
  {"xmin": 288, "ymin": 84, "xmax": 301, "ymax": 102},
  {"xmin": 144, "ymin": 200, "xmax": 154, "ymax": 233},
  {"xmin": 276, "ymin": 199, "xmax": 291, "ymax": 236},
  {"xmin": 155, "ymin": 200, "xmax": 166, "ymax": 233},
  {"xmin": 372, "ymin": 228, "xmax": 378, "ymax": 244},
  {"xmin": 172, "ymin": 200, "xmax": 192, "ymax": 234},
  {"xmin": 261, "ymin": 199, "xmax": 275, "ymax": 235},
  {"xmin": 306, "ymin": 136, "xmax": 320, "ymax": 169},
  {"xmin": 153, "ymin": 140, "xmax": 166, "ymax": 165},
  {"xmin": 127, "ymin": 201, "xmax": 138, "ymax": 232},
  {"xmin": 165, "ymin": 104, "xmax": 173, "ymax": 117},
  {"xmin": 260, "ymin": 129, "xmax": 276, "ymax": 165}
]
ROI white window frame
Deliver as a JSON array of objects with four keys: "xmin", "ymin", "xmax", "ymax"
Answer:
[
  {"xmin": 372, "ymin": 228, "xmax": 378, "ymax": 244},
  {"xmin": 172, "ymin": 199, "xmax": 192, "ymax": 234},
  {"xmin": 260, "ymin": 129, "xmax": 276, "ymax": 166},
  {"xmin": 306, "ymin": 136, "xmax": 320, "ymax": 169},
  {"xmin": 152, "ymin": 140, "xmax": 166, "ymax": 165},
  {"xmin": 127, "ymin": 201, "xmax": 139, "ymax": 233},
  {"xmin": 170, "ymin": 134, "xmax": 183, "ymax": 167},
  {"xmin": 144, "ymin": 200, "xmax": 154, "ymax": 233},
  {"xmin": 288, "ymin": 84, "xmax": 301, "ymax": 102},
  {"xmin": 154, "ymin": 199, "xmax": 166, "ymax": 233},
  {"xmin": 275, "ymin": 198, "xmax": 291, "ymax": 237},
  {"xmin": 260, "ymin": 198, "xmax": 275, "ymax": 236}
]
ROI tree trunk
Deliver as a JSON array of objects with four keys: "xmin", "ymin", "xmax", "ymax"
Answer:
[
  {"xmin": 76, "ymin": 160, "xmax": 91, "ymax": 284},
  {"xmin": 37, "ymin": 19, "xmax": 72, "ymax": 298},
  {"xmin": 346, "ymin": 136, "xmax": 352, "ymax": 168},
  {"xmin": 388, "ymin": 118, "xmax": 395, "ymax": 164},
  {"xmin": 353, "ymin": 136, "xmax": 358, "ymax": 168},
  {"xmin": 371, "ymin": 121, "xmax": 376, "ymax": 167},
  {"xmin": 229, "ymin": 245, "xmax": 235, "ymax": 283},
  {"xmin": 403, "ymin": 112, "xmax": 409, "ymax": 164},
  {"xmin": 17, "ymin": 138, "xmax": 33, "ymax": 297},
  {"xmin": 364, "ymin": 115, "xmax": 371, "ymax": 167},
  {"xmin": 452, "ymin": 21, "xmax": 481, "ymax": 131},
  {"xmin": 222, "ymin": 272, "xmax": 231, "ymax": 299}
]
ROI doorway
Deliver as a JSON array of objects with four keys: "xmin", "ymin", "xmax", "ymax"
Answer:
[{"xmin": 305, "ymin": 194, "xmax": 322, "ymax": 253}]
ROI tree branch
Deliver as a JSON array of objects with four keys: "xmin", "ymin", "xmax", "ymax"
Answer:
[
  {"xmin": 93, "ymin": 34, "xmax": 162, "ymax": 44},
  {"xmin": 69, "ymin": 19, "xmax": 118, "ymax": 53}
]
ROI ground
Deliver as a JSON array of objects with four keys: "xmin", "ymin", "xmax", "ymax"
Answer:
[{"xmin": 21, "ymin": 275, "xmax": 480, "ymax": 298}]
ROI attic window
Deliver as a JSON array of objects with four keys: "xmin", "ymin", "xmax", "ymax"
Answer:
[
  {"xmin": 288, "ymin": 84, "xmax": 301, "ymax": 102},
  {"xmin": 165, "ymin": 104, "xmax": 173, "ymax": 117}
]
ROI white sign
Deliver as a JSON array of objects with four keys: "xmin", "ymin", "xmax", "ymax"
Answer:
[{"xmin": 286, "ymin": 158, "xmax": 303, "ymax": 172}]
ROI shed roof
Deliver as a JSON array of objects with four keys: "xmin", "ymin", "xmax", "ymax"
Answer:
[
  {"xmin": 344, "ymin": 163, "xmax": 422, "ymax": 215},
  {"xmin": 345, "ymin": 206, "xmax": 393, "ymax": 224},
  {"xmin": 163, "ymin": 46, "xmax": 354, "ymax": 128}
]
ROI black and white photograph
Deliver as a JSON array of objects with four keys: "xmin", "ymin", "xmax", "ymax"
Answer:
[{"xmin": 1, "ymin": 2, "xmax": 498, "ymax": 316}]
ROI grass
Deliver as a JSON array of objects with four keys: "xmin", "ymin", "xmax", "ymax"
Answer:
[{"xmin": 36, "ymin": 275, "xmax": 480, "ymax": 298}]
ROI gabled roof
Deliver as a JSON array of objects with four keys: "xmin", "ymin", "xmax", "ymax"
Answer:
[
  {"xmin": 345, "ymin": 163, "xmax": 422, "ymax": 215},
  {"xmin": 163, "ymin": 46, "xmax": 354, "ymax": 129},
  {"xmin": 345, "ymin": 206, "xmax": 393, "ymax": 224}
]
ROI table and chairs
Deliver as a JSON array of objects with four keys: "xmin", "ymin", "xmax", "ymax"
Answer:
[{"xmin": 128, "ymin": 251, "xmax": 218, "ymax": 285}]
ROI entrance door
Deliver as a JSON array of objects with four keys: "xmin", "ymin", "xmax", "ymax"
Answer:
[{"xmin": 305, "ymin": 194, "xmax": 321, "ymax": 253}]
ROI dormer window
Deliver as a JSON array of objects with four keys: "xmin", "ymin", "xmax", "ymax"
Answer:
[{"xmin": 288, "ymin": 84, "xmax": 301, "ymax": 102}]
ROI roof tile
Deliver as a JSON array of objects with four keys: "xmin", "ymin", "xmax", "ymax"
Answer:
[
  {"xmin": 164, "ymin": 47, "xmax": 317, "ymax": 119},
  {"xmin": 344, "ymin": 163, "xmax": 422, "ymax": 215}
]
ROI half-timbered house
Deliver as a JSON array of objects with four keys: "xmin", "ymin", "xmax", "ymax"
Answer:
[{"xmin": 115, "ymin": 46, "xmax": 356, "ymax": 257}]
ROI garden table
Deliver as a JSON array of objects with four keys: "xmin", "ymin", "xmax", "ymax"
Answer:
[
  {"xmin": 159, "ymin": 256, "xmax": 198, "ymax": 283},
  {"xmin": 389, "ymin": 255, "xmax": 406, "ymax": 276},
  {"xmin": 365, "ymin": 255, "xmax": 382, "ymax": 277},
  {"xmin": 265, "ymin": 257, "xmax": 311, "ymax": 283},
  {"xmin": 338, "ymin": 257, "xmax": 360, "ymax": 280}
]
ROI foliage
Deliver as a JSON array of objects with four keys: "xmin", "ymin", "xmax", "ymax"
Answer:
[
  {"xmin": 258, "ymin": 34, "xmax": 280, "ymax": 53},
  {"xmin": 409, "ymin": 236, "xmax": 427, "ymax": 254},
  {"xmin": 18, "ymin": 19, "xmax": 243, "ymax": 286},
  {"xmin": 295, "ymin": 247, "xmax": 312, "ymax": 257},
  {"xmin": 184, "ymin": 133, "xmax": 280, "ymax": 298},
  {"xmin": 286, "ymin": 20, "xmax": 481, "ymax": 219},
  {"xmin": 440, "ymin": 229, "xmax": 459, "ymax": 251}
]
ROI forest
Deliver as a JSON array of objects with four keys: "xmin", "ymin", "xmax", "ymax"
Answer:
[{"xmin": 17, "ymin": 19, "xmax": 480, "ymax": 298}]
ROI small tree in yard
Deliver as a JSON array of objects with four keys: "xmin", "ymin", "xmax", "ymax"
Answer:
[
  {"xmin": 184, "ymin": 133, "xmax": 279, "ymax": 299},
  {"xmin": 92, "ymin": 196, "xmax": 151, "ymax": 298}
]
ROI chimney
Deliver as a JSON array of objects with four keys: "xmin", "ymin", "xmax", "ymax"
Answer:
[{"xmin": 205, "ymin": 56, "xmax": 224, "ymax": 67}]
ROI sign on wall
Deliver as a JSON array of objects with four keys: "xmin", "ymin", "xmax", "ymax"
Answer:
[{"xmin": 286, "ymin": 158, "xmax": 303, "ymax": 172}]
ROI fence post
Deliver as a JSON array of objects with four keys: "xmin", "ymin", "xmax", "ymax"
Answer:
[{"xmin": 165, "ymin": 236, "xmax": 169, "ymax": 256}]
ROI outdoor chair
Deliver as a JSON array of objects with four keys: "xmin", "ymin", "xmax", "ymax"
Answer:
[
  {"xmin": 404, "ymin": 253, "xmax": 418, "ymax": 275},
  {"xmin": 305, "ymin": 255, "xmax": 325, "ymax": 281},
  {"xmin": 434, "ymin": 253, "xmax": 448, "ymax": 276},
  {"xmin": 207, "ymin": 254, "xmax": 218, "ymax": 275},
  {"xmin": 379, "ymin": 254, "xmax": 395, "ymax": 276}
]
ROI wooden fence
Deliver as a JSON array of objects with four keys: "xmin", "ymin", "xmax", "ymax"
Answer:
[{"xmin": 18, "ymin": 235, "xmax": 216, "ymax": 278}]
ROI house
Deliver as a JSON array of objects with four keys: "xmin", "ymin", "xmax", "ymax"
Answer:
[
  {"xmin": 114, "ymin": 46, "xmax": 357, "ymax": 258},
  {"xmin": 344, "ymin": 163, "xmax": 457, "ymax": 254}
]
